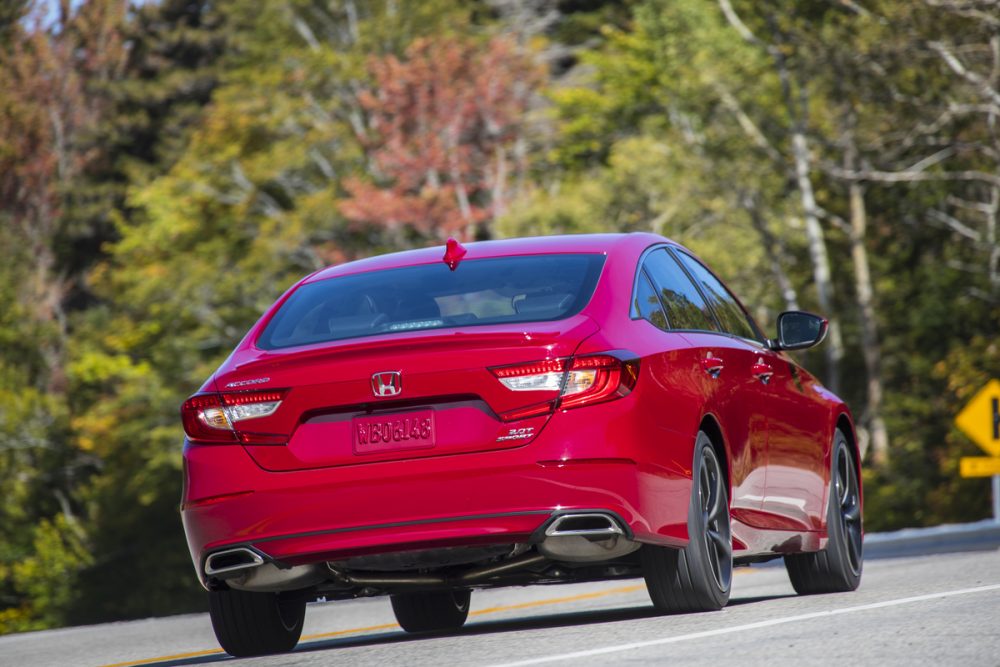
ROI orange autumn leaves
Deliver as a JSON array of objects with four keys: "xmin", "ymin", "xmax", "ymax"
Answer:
[{"xmin": 340, "ymin": 36, "xmax": 542, "ymax": 241}]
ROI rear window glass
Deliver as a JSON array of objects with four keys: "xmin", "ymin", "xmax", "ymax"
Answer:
[
  {"xmin": 673, "ymin": 250, "xmax": 761, "ymax": 341},
  {"xmin": 632, "ymin": 270, "xmax": 668, "ymax": 330},
  {"xmin": 642, "ymin": 249, "xmax": 719, "ymax": 332},
  {"xmin": 257, "ymin": 254, "xmax": 606, "ymax": 350}
]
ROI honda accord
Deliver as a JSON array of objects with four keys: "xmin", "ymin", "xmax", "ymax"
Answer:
[{"xmin": 180, "ymin": 233, "xmax": 863, "ymax": 656}]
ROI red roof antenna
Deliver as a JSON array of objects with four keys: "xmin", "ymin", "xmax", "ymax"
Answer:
[{"xmin": 443, "ymin": 237, "xmax": 467, "ymax": 271}]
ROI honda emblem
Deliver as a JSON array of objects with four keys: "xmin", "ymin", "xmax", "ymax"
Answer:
[{"xmin": 371, "ymin": 371, "xmax": 402, "ymax": 397}]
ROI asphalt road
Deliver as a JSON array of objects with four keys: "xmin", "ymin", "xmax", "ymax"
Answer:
[{"xmin": 3, "ymin": 548, "xmax": 999, "ymax": 667}]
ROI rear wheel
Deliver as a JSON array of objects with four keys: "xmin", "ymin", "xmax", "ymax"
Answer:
[
  {"xmin": 785, "ymin": 429, "xmax": 863, "ymax": 594},
  {"xmin": 208, "ymin": 588, "xmax": 305, "ymax": 657},
  {"xmin": 642, "ymin": 432, "xmax": 732, "ymax": 613},
  {"xmin": 390, "ymin": 589, "xmax": 471, "ymax": 633}
]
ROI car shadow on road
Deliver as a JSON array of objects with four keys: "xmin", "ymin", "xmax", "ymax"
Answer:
[
  {"xmin": 727, "ymin": 593, "xmax": 798, "ymax": 607},
  {"xmin": 141, "ymin": 593, "xmax": 796, "ymax": 665}
]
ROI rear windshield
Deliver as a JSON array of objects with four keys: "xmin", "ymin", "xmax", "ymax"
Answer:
[{"xmin": 257, "ymin": 254, "xmax": 606, "ymax": 350}]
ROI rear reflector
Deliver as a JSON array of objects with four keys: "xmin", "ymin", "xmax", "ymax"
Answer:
[{"xmin": 490, "ymin": 354, "xmax": 639, "ymax": 421}]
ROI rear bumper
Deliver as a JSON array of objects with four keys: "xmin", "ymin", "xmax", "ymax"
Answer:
[{"xmin": 181, "ymin": 399, "xmax": 695, "ymax": 587}]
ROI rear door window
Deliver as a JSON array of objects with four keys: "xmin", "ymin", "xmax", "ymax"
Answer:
[
  {"xmin": 673, "ymin": 250, "xmax": 761, "ymax": 341},
  {"xmin": 642, "ymin": 249, "xmax": 719, "ymax": 331},
  {"xmin": 258, "ymin": 254, "xmax": 606, "ymax": 350}
]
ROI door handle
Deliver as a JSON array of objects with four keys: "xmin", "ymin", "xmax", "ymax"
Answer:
[
  {"xmin": 701, "ymin": 357, "xmax": 724, "ymax": 378},
  {"xmin": 752, "ymin": 360, "xmax": 774, "ymax": 385}
]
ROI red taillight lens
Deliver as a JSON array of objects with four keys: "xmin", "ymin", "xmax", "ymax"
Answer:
[
  {"xmin": 489, "ymin": 354, "xmax": 639, "ymax": 420},
  {"xmin": 181, "ymin": 390, "xmax": 288, "ymax": 443},
  {"xmin": 181, "ymin": 394, "xmax": 237, "ymax": 443},
  {"xmin": 559, "ymin": 355, "xmax": 639, "ymax": 410}
]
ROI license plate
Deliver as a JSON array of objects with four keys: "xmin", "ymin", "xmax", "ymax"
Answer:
[{"xmin": 353, "ymin": 410, "xmax": 435, "ymax": 455}]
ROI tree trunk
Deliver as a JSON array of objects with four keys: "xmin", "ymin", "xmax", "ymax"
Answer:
[
  {"xmin": 848, "ymin": 176, "xmax": 889, "ymax": 466},
  {"xmin": 791, "ymin": 129, "xmax": 844, "ymax": 394},
  {"xmin": 743, "ymin": 193, "xmax": 800, "ymax": 311}
]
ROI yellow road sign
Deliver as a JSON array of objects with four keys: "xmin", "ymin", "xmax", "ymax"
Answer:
[
  {"xmin": 955, "ymin": 379, "xmax": 1000, "ymax": 457},
  {"xmin": 960, "ymin": 456, "xmax": 1000, "ymax": 478}
]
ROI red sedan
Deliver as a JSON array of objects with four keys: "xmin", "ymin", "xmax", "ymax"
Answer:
[{"xmin": 180, "ymin": 233, "xmax": 863, "ymax": 656}]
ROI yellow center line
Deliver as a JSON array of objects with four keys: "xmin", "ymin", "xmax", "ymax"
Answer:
[
  {"xmin": 95, "ymin": 582, "xmax": 649, "ymax": 667},
  {"xmin": 470, "ymin": 584, "xmax": 646, "ymax": 617},
  {"xmin": 300, "ymin": 620, "xmax": 400, "ymax": 641},
  {"xmin": 98, "ymin": 648, "xmax": 225, "ymax": 667}
]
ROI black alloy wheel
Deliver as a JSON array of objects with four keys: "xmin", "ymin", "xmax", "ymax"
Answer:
[
  {"xmin": 785, "ymin": 429, "xmax": 863, "ymax": 594},
  {"xmin": 642, "ymin": 431, "xmax": 732, "ymax": 613}
]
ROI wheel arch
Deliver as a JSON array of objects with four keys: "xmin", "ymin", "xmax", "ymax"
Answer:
[
  {"xmin": 698, "ymin": 414, "xmax": 731, "ymax": 498},
  {"xmin": 835, "ymin": 413, "xmax": 863, "ymax": 505}
]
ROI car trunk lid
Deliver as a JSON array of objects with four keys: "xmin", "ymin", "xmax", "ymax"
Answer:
[{"xmin": 212, "ymin": 317, "xmax": 598, "ymax": 471}]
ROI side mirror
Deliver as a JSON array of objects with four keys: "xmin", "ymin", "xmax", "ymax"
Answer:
[{"xmin": 771, "ymin": 311, "xmax": 828, "ymax": 351}]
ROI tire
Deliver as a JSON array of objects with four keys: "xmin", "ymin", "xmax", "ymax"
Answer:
[
  {"xmin": 642, "ymin": 431, "xmax": 732, "ymax": 613},
  {"xmin": 785, "ymin": 429, "xmax": 863, "ymax": 594},
  {"xmin": 208, "ymin": 588, "xmax": 305, "ymax": 657},
  {"xmin": 390, "ymin": 589, "xmax": 471, "ymax": 633}
]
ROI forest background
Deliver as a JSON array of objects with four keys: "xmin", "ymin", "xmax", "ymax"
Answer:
[{"xmin": 1, "ymin": 0, "xmax": 998, "ymax": 632}]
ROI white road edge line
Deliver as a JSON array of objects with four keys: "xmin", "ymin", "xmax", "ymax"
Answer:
[{"xmin": 488, "ymin": 583, "xmax": 1000, "ymax": 667}]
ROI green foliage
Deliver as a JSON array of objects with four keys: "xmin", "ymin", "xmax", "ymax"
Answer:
[
  {"xmin": 1, "ymin": 516, "xmax": 92, "ymax": 633},
  {"xmin": 3, "ymin": 0, "xmax": 1000, "ymax": 635}
]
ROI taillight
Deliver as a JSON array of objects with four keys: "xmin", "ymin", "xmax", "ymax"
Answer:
[
  {"xmin": 559, "ymin": 355, "xmax": 639, "ymax": 410},
  {"xmin": 181, "ymin": 390, "xmax": 287, "ymax": 443},
  {"xmin": 493, "ymin": 359, "xmax": 569, "ymax": 392},
  {"xmin": 181, "ymin": 394, "xmax": 236, "ymax": 443},
  {"xmin": 489, "ymin": 354, "xmax": 639, "ymax": 421},
  {"xmin": 221, "ymin": 390, "xmax": 285, "ymax": 421}
]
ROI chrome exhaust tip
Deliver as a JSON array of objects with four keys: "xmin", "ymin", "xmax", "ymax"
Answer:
[
  {"xmin": 205, "ymin": 547, "xmax": 265, "ymax": 577},
  {"xmin": 540, "ymin": 512, "xmax": 639, "ymax": 563},
  {"xmin": 544, "ymin": 513, "xmax": 625, "ymax": 537}
]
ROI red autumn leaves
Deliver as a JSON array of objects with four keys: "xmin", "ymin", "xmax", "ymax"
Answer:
[{"xmin": 340, "ymin": 36, "xmax": 541, "ymax": 240}]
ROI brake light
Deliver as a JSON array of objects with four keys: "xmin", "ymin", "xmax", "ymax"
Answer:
[
  {"xmin": 559, "ymin": 355, "xmax": 639, "ymax": 410},
  {"xmin": 221, "ymin": 390, "xmax": 285, "ymax": 421},
  {"xmin": 493, "ymin": 359, "xmax": 568, "ymax": 391},
  {"xmin": 489, "ymin": 354, "xmax": 639, "ymax": 421},
  {"xmin": 181, "ymin": 390, "xmax": 287, "ymax": 443},
  {"xmin": 182, "ymin": 394, "xmax": 236, "ymax": 443}
]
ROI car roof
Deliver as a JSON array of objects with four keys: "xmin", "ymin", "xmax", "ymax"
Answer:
[{"xmin": 305, "ymin": 232, "xmax": 676, "ymax": 283}]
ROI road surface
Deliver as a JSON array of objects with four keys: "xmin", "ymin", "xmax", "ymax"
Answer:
[{"xmin": 2, "ymin": 548, "xmax": 999, "ymax": 667}]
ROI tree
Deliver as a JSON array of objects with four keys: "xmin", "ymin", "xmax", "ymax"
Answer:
[
  {"xmin": 340, "ymin": 36, "xmax": 542, "ymax": 241},
  {"xmin": 0, "ymin": 0, "xmax": 128, "ymax": 632}
]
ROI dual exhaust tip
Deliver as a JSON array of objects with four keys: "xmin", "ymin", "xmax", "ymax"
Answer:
[
  {"xmin": 204, "ymin": 547, "xmax": 265, "ymax": 577},
  {"xmin": 204, "ymin": 547, "xmax": 326, "ymax": 592},
  {"xmin": 539, "ymin": 512, "xmax": 639, "ymax": 562},
  {"xmin": 544, "ymin": 513, "xmax": 625, "ymax": 537},
  {"xmin": 204, "ymin": 512, "xmax": 636, "ymax": 585}
]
